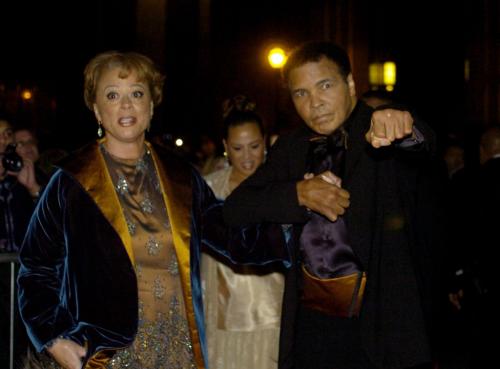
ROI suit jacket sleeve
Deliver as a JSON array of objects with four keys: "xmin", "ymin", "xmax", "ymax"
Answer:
[
  {"xmin": 196, "ymin": 168, "xmax": 291, "ymax": 267},
  {"xmin": 223, "ymin": 132, "xmax": 309, "ymax": 226}
]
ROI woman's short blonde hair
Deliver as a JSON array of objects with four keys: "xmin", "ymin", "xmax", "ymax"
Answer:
[{"xmin": 83, "ymin": 51, "xmax": 165, "ymax": 110}]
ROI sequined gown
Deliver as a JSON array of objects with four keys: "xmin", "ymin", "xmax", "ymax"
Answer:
[
  {"xmin": 201, "ymin": 167, "xmax": 284, "ymax": 369},
  {"xmin": 29, "ymin": 147, "xmax": 198, "ymax": 369},
  {"xmin": 101, "ymin": 147, "xmax": 196, "ymax": 369}
]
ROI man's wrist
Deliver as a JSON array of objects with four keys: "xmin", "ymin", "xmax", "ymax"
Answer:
[{"xmin": 296, "ymin": 180, "xmax": 306, "ymax": 207}]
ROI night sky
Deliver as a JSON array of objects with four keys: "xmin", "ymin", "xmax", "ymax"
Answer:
[{"xmin": 0, "ymin": 0, "xmax": 467, "ymax": 153}]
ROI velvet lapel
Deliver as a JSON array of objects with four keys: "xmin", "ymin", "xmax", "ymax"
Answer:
[
  {"xmin": 147, "ymin": 143, "xmax": 205, "ymax": 369},
  {"xmin": 62, "ymin": 140, "xmax": 135, "ymax": 265}
]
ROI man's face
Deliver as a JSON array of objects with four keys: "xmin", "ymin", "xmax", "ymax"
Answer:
[
  {"xmin": 288, "ymin": 57, "xmax": 357, "ymax": 136},
  {"xmin": 15, "ymin": 129, "xmax": 39, "ymax": 162},
  {"xmin": 0, "ymin": 120, "xmax": 14, "ymax": 153}
]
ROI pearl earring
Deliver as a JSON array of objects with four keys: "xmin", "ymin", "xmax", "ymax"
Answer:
[{"xmin": 97, "ymin": 122, "xmax": 103, "ymax": 138}]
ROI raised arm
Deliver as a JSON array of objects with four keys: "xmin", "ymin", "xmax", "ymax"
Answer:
[
  {"xmin": 223, "ymin": 131, "xmax": 351, "ymax": 226},
  {"xmin": 365, "ymin": 107, "xmax": 436, "ymax": 152},
  {"xmin": 194, "ymin": 169, "xmax": 291, "ymax": 267},
  {"xmin": 223, "ymin": 133, "xmax": 310, "ymax": 226}
]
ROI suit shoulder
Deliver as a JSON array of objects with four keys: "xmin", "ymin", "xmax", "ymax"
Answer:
[{"xmin": 272, "ymin": 126, "xmax": 311, "ymax": 149}]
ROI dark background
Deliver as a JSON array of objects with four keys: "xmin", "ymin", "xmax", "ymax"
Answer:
[{"xmin": 0, "ymin": 0, "xmax": 496, "ymax": 156}]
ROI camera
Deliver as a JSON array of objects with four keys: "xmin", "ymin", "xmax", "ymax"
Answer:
[{"xmin": 1, "ymin": 143, "xmax": 23, "ymax": 172}]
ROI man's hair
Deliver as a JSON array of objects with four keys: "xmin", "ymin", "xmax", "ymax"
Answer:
[{"xmin": 282, "ymin": 41, "xmax": 352, "ymax": 84}]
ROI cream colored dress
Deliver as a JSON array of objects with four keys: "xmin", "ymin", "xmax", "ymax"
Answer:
[{"xmin": 202, "ymin": 167, "xmax": 284, "ymax": 369}]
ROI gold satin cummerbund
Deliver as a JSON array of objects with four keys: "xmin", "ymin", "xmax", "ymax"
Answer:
[{"xmin": 300, "ymin": 265, "xmax": 366, "ymax": 318}]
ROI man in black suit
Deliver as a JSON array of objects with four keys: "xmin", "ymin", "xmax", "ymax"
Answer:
[
  {"xmin": 223, "ymin": 41, "xmax": 441, "ymax": 369},
  {"xmin": 461, "ymin": 126, "xmax": 498, "ymax": 368}
]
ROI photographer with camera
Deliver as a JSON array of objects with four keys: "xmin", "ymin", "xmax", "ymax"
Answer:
[
  {"xmin": 0, "ymin": 119, "xmax": 43, "ymax": 253},
  {"xmin": 1, "ymin": 118, "xmax": 42, "ymax": 369}
]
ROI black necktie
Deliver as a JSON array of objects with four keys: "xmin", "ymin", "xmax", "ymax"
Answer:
[{"xmin": 306, "ymin": 127, "xmax": 347, "ymax": 176}]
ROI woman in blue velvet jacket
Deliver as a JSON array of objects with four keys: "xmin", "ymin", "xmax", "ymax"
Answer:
[{"xmin": 17, "ymin": 51, "xmax": 287, "ymax": 369}]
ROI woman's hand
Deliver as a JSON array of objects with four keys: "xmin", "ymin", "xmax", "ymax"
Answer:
[{"xmin": 47, "ymin": 338, "xmax": 87, "ymax": 369}]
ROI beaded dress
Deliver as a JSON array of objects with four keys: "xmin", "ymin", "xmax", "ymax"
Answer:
[{"xmin": 101, "ymin": 146, "xmax": 196, "ymax": 369}]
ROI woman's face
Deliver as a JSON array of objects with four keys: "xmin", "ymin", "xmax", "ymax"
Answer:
[
  {"xmin": 224, "ymin": 122, "xmax": 265, "ymax": 178},
  {"xmin": 93, "ymin": 67, "xmax": 153, "ymax": 148}
]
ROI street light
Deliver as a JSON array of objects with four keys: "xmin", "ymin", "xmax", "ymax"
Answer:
[
  {"xmin": 267, "ymin": 47, "xmax": 287, "ymax": 69},
  {"xmin": 21, "ymin": 89, "xmax": 33, "ymax": 100},
  {"xmin": 266, "ymin": 45, "xmax": 288, "ymax": 138}
]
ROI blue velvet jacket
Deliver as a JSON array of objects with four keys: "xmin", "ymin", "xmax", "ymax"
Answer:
[{"xmin": 17, "ymin": 140, "xmax": 288, "ymax": 369}]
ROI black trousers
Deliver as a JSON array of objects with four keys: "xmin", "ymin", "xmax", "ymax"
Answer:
[
  {"xmin": 293, "ymin": 306, "xmax": 435, "ymax": 369},
  {"xmin": 294, "ymin": 306, "xmax": 377, "ymax": 369}
]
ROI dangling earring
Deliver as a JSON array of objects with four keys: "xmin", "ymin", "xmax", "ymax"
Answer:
[{"xmin": 97, "ymin": 122, "xmax": 103, "ymax": 138}]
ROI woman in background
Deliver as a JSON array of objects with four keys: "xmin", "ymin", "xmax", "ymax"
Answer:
[{"xmin": 202, "ymin": 95, "xmax": 285, "ymax": 369}]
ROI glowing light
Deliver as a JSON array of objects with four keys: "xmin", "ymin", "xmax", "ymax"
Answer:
[
  {"xmin": 267, "ymin": 47, "xmax": 287, "ymax": 69},
  {"xmin": 383, "ymin": 62, "xmax": 396, "ymax": 86},
  {"xmin": 175, "ymin": 138, "xmax": 183, "ymax": 147},
  {"xmin": 369, "ymin": 61, "xmax": 397, "ymax": 89},
  {"xmin": 21, "ymin": 89, "xmax": 33, "ymax": 100},
  {"xmin": 369, "ymin": 63, "xmax": 383, "ymax": 85}
]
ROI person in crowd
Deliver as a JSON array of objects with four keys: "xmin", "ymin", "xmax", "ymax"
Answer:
[
  {"xmin": 442, "ymin": 141, "xmax": 464, "ymax": 179},
  {"xmin": 14, "ymin": 126, "xmax": 50, "ymax": 188},
  {"xmin": 202, "ymin": 95, "xmax": 284, "ymax": 369},
  {"xmin": 442, "ymin": 127, "xmax": 497, "ymax": 369},
  {"xmin": 0, "ymin": 119, "xmax": 43, "ymax": 253},
  {"xmin": 462, "ymin": 126, "xmax": 497, "ymax": 368},
  {"xmin": 195, "ymin": 134, "xmax": 226, "ymax": 176},
  {"xmin": 17, "ymin": 51, "xmax": 287, "ymax": 369},
  {"xmin": 223, "ymin": 41, "xmax": 442, "ymax": 369},
  {"xmin": 14, "ymin": 128, "xmax": 40, "ymax": 164},
  {"xmin": 0, "ymin": 118, "xmax": 42, "ymax": 368}
]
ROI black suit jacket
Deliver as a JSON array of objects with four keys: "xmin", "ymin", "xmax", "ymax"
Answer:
[
  {"xmin": 475, "ymin": 157, "xmax": 500, "ymax": 294},
  {"xmin": 224, "ymin": 101, "xmax": 442, "ymax": 369}
]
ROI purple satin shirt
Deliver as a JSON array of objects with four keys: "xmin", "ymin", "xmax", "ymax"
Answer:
[{"xmin": 300, "ymin": 130, "xmax": 362, "ymax": 279}]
